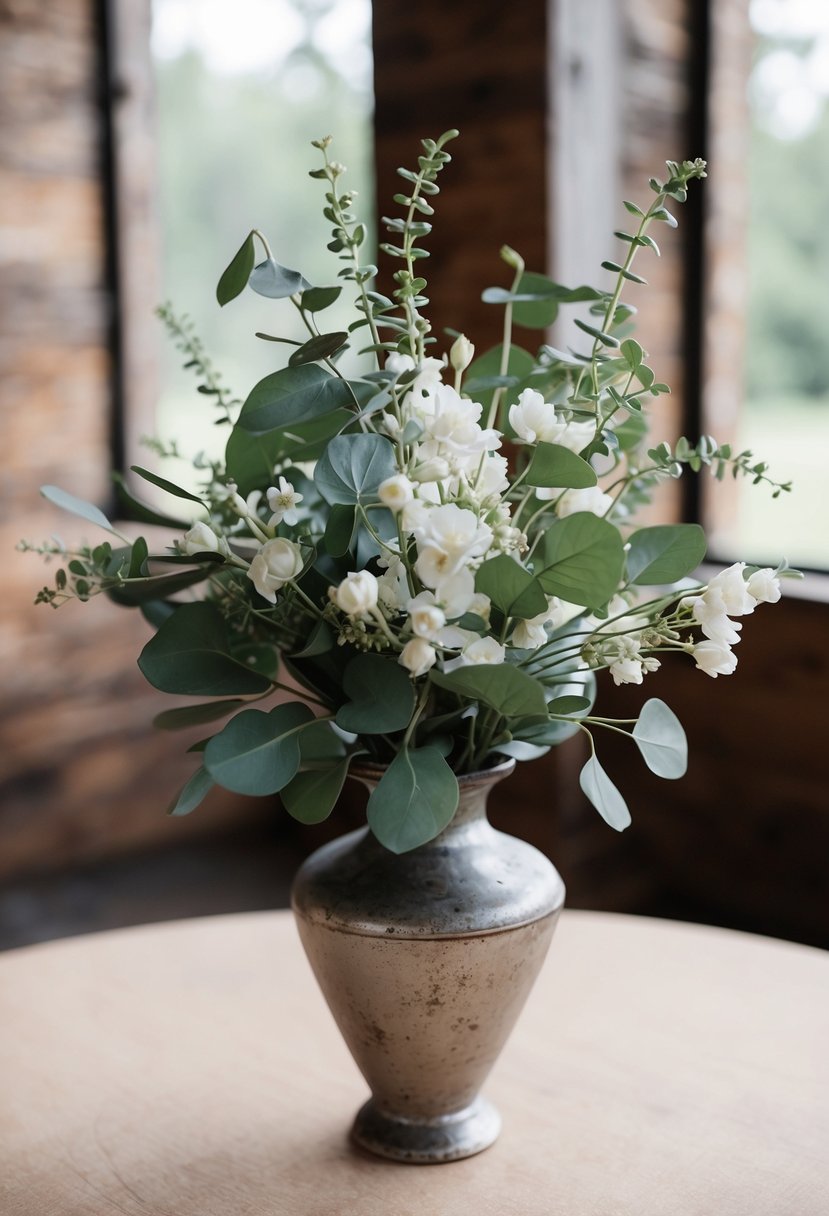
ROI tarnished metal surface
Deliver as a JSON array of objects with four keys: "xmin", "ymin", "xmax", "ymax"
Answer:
[{"xmin": 292, "ymin": 761, "xmax": 565, "ymax": 1163}]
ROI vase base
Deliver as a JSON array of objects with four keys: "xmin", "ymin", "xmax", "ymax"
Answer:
[{"xmin": 351, "ymin": 1096, "xmax": 501, "ymax": 1164}]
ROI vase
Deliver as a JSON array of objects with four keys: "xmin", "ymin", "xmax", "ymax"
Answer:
[{"xmin": 291, "ymin": 757, "xmax": 565, "ymax": 1164}]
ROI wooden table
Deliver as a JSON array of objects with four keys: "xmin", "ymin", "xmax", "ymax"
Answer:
[{"xmin": 1, "ymin": 910, "xmax": 826, "ymax": 1215}]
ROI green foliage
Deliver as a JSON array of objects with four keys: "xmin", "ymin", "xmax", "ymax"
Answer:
[
  {"xmin": 203, "ymin": 702, "xmax": 316, "ymax": 795},
  {"xmin": 632, "ymin": 699, "xmax": 687, "ymax": 780},
  {"xmin": 579, "ymin": 755, "xmax": 632, "ymax": 832},
  {"xmin": 138, "ymin": 602, "xmax": 273, "ymax": 696},
  {"xmin": 537, "ymin": 515, "xmax": 625, "ymax": 608},
  {"xmin": 367, "ymin": 747, "xmax": 459, "ymax": 853},
  {"xmin": 336, "ymin": 654, "xmax": 415, "ymax": 734},
  {"xmin": 523, "ymin": 443, "xmax": 598, "ymax": 489},
  {"xmin": 314, "ymin": 433, "xmax": 396, "ymax": 505},
  {"xmin": 626, "ymin": 524, "xmax": 707, "ymax": 585}
]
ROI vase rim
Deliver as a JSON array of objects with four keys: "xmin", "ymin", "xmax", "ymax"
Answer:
[{"xmin": 349, "ymin": 755, "xmax": 516, "ymax": 789}]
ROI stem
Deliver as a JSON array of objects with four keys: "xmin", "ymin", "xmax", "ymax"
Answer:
[{"xmin": 486, "ymin": 255, "xmax": 525, "ymax": 431}]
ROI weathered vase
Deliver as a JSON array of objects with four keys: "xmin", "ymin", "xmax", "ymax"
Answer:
[{"xmin": 291, "ymin": 758, "xmax": 565, "ymax": 1164}]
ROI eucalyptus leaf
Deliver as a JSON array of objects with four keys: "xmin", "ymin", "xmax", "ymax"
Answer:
[
  {"xmin": 524, "ymin": 443, "xmax": 597, "ymax": 489},
  {"xmin": 168, "ymin": 766, "xmax": 215, "ymax": 816},
  {"xmin": 248, "ymin": 257, "xmax": 312, "ymax": 299},
  {"xmin": 336, "ymin": 653, "xmax": 415, "ymax": 734},
  {"xmin": 632, "ymin": 698, "xmax": 688, "ymax": 779},
  {"xmin": 108, "ymin": 565, "xmax": 216, "ymax": 605},
  {"xmin": 301, "ymin": 285, "xmax": 342, "ymax": 312},
  {"xmin": 314, "ymin": 433, "xmax": 397, "ymax": 506},
  {"xmin": 579, "ymin": 754, "xmax": 631, "ymax": 831},
  {"xmin": 537, "ymin": 514, "xmax": 625, "ymax": 609},
  {"xmin": 367, "ymin": 747, "xmax": 459, "ymax": 854},
  {"xmin": 281, "ymin": 757, "xmax": 350, "ymax": 824},
  {"xmin": 288, "ymin": 332, "xmax": 348, "ymax": 366},
  {"xmin": 130, "ymin": 467, "xmax": 206, "ymax": 506},
  {"xmin": 463, "ymin": 344, "xmax": 535, "ymax": 417},
  {"xmin": 236, "ymin": 366, "xmax": 355, "ymax": 436},
  {"xmin": 226, "ymin": 405, "xmax": 352, "ymax": 496},
  {"xmin": 290, "ymin": 619, "xmax": 334, "ymax": 660},
  {"xmin": 474, "ymin": 554, "xmax": 547, "ymax": 620},
  {"xmin": 627, "ymin": 524, "xmax": 707, "ymax": 585},
  {"xmin": 138, "ymin": 602, "xmax": 273, "ymax": 696},
  {"xmin": 40, "ymin": 485, "xmax": 120, "ymax": 537},
  {"xmin": 430, "ymin": 664, "xmax": 548, "ymax": 719},
  {"xmin": 216, "ymin": 232, "xmax": 255, "ymax": 306},
  {"xmin": 546, "ymin": 695, "xmax": 591, "ymax": 716},
  {"xmin": 204, "ymin": 702, "xmax": 316, "ymax": 795},
  {"xmin": 112, "ymin": 473, "xmax": 187, "ymax": 530},
  {"xmin": 324, "ymin": 504, "xmax": 357, "ymax": 556}
]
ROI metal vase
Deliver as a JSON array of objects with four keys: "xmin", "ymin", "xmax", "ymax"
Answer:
[{"xmin": 291, "ymin": 758, "xmax": 565, "ymax": 1164}]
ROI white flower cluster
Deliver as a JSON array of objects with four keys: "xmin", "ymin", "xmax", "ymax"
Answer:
[{"xmin": 683, "ymin": 563, "xmax": 781, "ymax": 677}]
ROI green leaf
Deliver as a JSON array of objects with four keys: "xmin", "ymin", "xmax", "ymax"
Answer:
[
  {"xmin": 290, "ymin": 619, "xmax": 334, "ymax": 660},
  {"xmin": 620, "ymin": 338, "xmax": 644, "ymax": 370},
  {"xmin": 314, "ymin": 433, "xmax": 397, "ymax": 506},
  {"xmin": 367, "ymin": 747, "xmax": 459, "ymax": 853},
  {"xmin": 235, "ymin": 365, "xmax": 354, "ymax": 436},
  {"xmin": 579, "ymin": 755, "xmax": 631, "ymax": 831},
  {"xmin": 216, "ymin": 232, "xmax": 255, "ymax": 306},
  {"xmin": 474, "ymin": 554, "xmax": 548, "ymax": 620},
  {"xmin": 248, "ymin": 257, "xmax": 311, "ymax": 299},
  {"xmin": 336, "ymin": 654, "xmax": 415, "ymax": 734},
  {"xmin": 112, "ymin": 472, "xmax": 187, "ymax": 529},
  {"xmin": 288, "ymin": 332, "xmax": 348, "ymax": 367},
  {"xmin": 547, "ymin": 695, "xmax": 591, "ymax": 715},
  {"xmin": 226, "ymin": 405, "xmax": 352, "ymax": 496},
  {"xmin": 130, "ymin": 467, "xmax": 206, "ymax": 506},
  {"xmin": 537, "ymin": 514, "xmax": 625, "ymax": 609},
  {"xmin": 430, "ymin": 664, "xmax": 548, "ymax": 719},
  {"xmin": 297, "ymin": 720, "xmax": 347, "ymax": 762},
  {"xmin": 108, "ymin": 565, "xmax": 216, "ymax": 605},
  {"xmin": 324, "ymin": 503, "xmax": 357, "ymax": 556},
  {"xmin": 204, "ymin": 702, "xmax": 315, "ymax": 795},
  {"xmin": 524, "ymin": 443, "xmax": 598, "ymax": 489},
  {"xmin": 138, "ymin": 602, "xmax": 272, "ymax": 696},
  {"xmin": 168, "ymin": 766, "xmax": 215, "ymax": 816},
  {"xmin": 40, "ymin": 485, "xmax": 120, "ymax": 536},
  {"xmin": 281, "ymin": 757, "xmax": 350, "ymax": 824},
  {"xmin": 302, "ymin": 285, "xmax": 342, "ymax": 312},
  {"xmin": 627, "ymin": 524, "xmax": 706, "ymax": 585},
  {"xmin": 632, "ymin": 699, "xmax": 687, "ymax": 779},
  {"xmin": 153, "ymin": 700, "xmax": 246, "ymax": 731},
  {"xmin": 128, "ymin": 535, "xmax": 149, "ymax": 579}
]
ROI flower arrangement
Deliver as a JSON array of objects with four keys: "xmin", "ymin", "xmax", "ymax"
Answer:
[{"xmin": 25, "ymin": 130, "xmax": 795, "ymax": 854}]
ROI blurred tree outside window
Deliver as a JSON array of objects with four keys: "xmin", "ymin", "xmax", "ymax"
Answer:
[
  {"xmin": 148, "ymin": 0, "xmax": 375, "ymax": 485},
  {"xmin": 705, "ymin": 0, "xmax": 829, "ymax": 570}
]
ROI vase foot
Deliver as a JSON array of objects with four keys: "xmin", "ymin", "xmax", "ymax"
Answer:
[{"xmin": 351, "ymin": 1096, "xmax": 501, "ymax": 1164}]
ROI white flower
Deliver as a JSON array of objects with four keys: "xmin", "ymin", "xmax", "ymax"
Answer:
[
  {"xmin": 467, "ymin": 592, "xmax": 492, "ymax": 624},
  {"xmin": 554, "ymin": 486, "xmax": 614, "ymax": 518},
  {"xmin": 407, "ymin": 591, "xmax": 446, "ymax": 640},
  {"xmin": 332, "ymin": 570, "xmax": 379, "ymax": 618},
  {"xmin": 434, "ymin": 568, "xmax": 476, "ymax": 618},
  {"xmin": 387, "ymin": 353, "xmax": 444, "ymax": 400},
  {"xmin": 609, "ymin": 656, "xmax": 644, "ymax": 686},
  {"xmin": 688, "ymin": 586, "xmax": 742, "ymax": 646},
  {"xmin": 418, "ymin": 384, "xmax": 501, "ymax": 473},
  {"xmin": 693, "ymin": 639, "xmax": 739, "ymax": 678},
  {"xmin": 474, "ymin": 454, "xmax": 510, "ymax": 502},
  {"xmin": 449, "ymin": 334, "xmax": 475, "ymax": 373},
  {"xmin": 378, "ymin": 474, "xmax": 414, "ymax": 512},
  {"xmin": 247, "ymin": 538, "xmax": 304, "ymax": 603},
  {"xmin": 444, "ymin": 636, "xmax": 506, "ymax": 672},
  {"xmin": 182, "ymin": 522, "xmax": 222, "ymax": 556},
  {"xmin": 266, "ymin": 476, "xmax": 303, "ymax": 527},
  {"xmin": 412, "ymin": 503, "xmax": 493, "ymax": 589},
  {"xmin": 556, "ymin": 419, "xmax": 595, "ymax": 453},
  {"xmin": 512, "ymin": 612, "xmax": 549, "ymax": 650},
  {"xmin": 509, "ymin": 389, "xmax": 564, "ymax": 444},
  {"xmin": 411, "ymin": 457, "xmax": 451, "ymax": 484},
  {"xmin": 747, "ymin": 567, "xmax": 782, "ymax": 604},
  {"xmin": 707, "ymin": 562, "xmax": 756, "ymax": 616},
  {"xmin": 399, "ymin": 637, "xmax": 437, "ymax": 678}
]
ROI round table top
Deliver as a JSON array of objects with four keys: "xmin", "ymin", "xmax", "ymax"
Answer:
[{"xmin": 0, "ymin": 909, "xmax": 826, "ymax": 1215}]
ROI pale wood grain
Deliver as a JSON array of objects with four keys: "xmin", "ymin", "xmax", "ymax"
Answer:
[{"xmin": 0, "ymin": 910, "xmax": 826, "ymax": 1214}]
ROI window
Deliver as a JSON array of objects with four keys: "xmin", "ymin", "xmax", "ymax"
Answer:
[{"xmin": 703, "ymin": 0, "xmax": 829, "ymax": 571}]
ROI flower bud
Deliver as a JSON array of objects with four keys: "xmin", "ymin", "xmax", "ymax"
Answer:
[
  {"xmin": 398, "ymin": 637, "xmax": 437, "ymax": 678},
  {"xmin": 449, "ymin": 334, "xmax": 475, "ymax": 373},
  {"xmin": 411, "ymin": 457, "xmax": 450, "ymax": 484},
  {"xmin": 247, "ymin": 538, "xmax": 304, "ymax": 604},
  {"xmin": 333, "ymin": 570, "xmax": 379, "ymax": 618},
  {"xmin": 182, "ymin": 522, "xmax": 221, "ymax": 556},
  {"xmin": 378, "ymin": 474, "xmax": 414, "ymax": 512}
]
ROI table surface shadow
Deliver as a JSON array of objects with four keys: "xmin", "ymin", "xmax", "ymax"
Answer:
[{"xmin": 0, "ymin": 909, "xmax": 827, "ymax": 1216}]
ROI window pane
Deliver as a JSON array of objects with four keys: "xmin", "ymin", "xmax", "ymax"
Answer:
[
  {"xmin": 149, "ymin": 0, "xmax": 374, "ymax": 481},
  {"xmin": 704, "ymin": 0, "xmax": 829, "ymax": 570}
]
